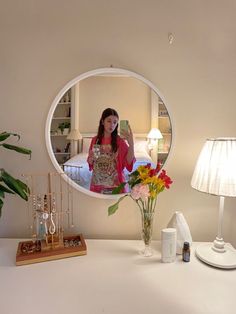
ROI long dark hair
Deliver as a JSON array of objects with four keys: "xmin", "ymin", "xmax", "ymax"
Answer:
[{"xmin": 96, "ymin": 108, "xmax": 119, "ymax": 152}]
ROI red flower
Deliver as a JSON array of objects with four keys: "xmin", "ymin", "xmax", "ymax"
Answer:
[
  {"xmin": 158, "ymin": 170, "xmax": 173, "ymax": 189},
  {"xmin": 149, "ymin": 162, "xmax": 162, "ymax": 177},
  {"xmin": 155, "ymin": 162, "xmax": 161, "ymax": 174},
  {"xmin": 149, "ymin": 169, "xmax": 156, "ymax": 177}
]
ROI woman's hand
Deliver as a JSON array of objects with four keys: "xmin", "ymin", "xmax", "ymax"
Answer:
[
  {"xmin": 122, "ymin": 123, "xmax": 135, "ymax": 165},
  {"xmin": 121, "ymin": 124, "xmax": 134, "ymax": 147},
  {"xmin": 88, "ymin": 144, "xmax": 101, "ymax": 165},
  {"xmin": 88, "ymin": 150, "xmax": 95, "ymax": 165}
]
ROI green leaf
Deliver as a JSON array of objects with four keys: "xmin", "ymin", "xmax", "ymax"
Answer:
[
  {"xmin": 130, "ymin": 178, "xmax": 141, "ymax": 189},
  {"xmin": 1, "ymin": 143, "xmax": 31, "ymax": 158},
  {"xmin": 0, "ymin": 183, "xmax": 15, "ymax": 195},
  {"xmin": 1, "ymin": 170, "xmax": 28, "ymax": 200},
  {"xmin": 108, "ymin": 195, "xmax": 127, "ymax": 216},
  {"xmin": 0, "ymin": 198, "xmax": 3, "ymax": 217},
  {"xmin": 16, "ymin": 179, "xmax": 29, "ymax": 191},
  {"xmin": 0, "ymin": 132, "xmax": 31, "ymax": 216},
  {"xmin": 112, "ymin": 182, "xmax": 126, "ymax": 194},
  {"xmin": 0, "ymin": 132, "xmax": 20, "ymax": 142},
  {"xmin": 16, "ymin": 179, "xmax": 30, "ymax": 197}
]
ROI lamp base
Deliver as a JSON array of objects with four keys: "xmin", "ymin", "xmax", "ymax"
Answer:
[{"xmin": 195, "ymin": 243, "xmax": 236, "ymax": 269}]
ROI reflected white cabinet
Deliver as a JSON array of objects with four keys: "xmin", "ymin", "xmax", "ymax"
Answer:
[
  {"xmin": 150, "ymin": 91, "xmax": 172, "ymax": 166},
  {"xmin": 50, "ymin": 89, "xmax": 72, "ymax": 166},
  {"xmin": 157, "ymin": 100, "xmax": 172, "ymax": 165}
]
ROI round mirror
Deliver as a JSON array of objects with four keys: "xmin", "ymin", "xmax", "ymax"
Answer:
[{"xmin": 45, "ymin": 68, "xmax": 172, "ymax": 199}]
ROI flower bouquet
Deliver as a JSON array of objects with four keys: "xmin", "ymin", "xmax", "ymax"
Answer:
[{"xmin": 108, "ymin": 163, "xmax": 173, "ymax": 256}]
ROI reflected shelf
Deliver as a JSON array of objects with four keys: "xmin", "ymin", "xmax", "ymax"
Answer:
[
  {"xmin": 52, "ymin": 117, "xmax": 71, "ymax": 120},
  {"xmin": 161, "ymin": 132, "xmax": 171, "ymax": 136},
  {"xmin": 58, "ymin": 102, "xmax": 71, "ymax": 105},
  {"xmin": 158, "ymin": 151, "xmax": 169, "ymax": 154},
  {"xmin": 50, "ymin": 134, "xmax": 70, "ymax": 137}
]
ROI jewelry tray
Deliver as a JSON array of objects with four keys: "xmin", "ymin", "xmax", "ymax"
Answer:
[{"xmin": 16, "ymin": 234, "xmax": 87, "ymax": 266}]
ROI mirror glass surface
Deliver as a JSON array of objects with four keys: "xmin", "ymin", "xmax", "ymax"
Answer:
[{"xmin": 46, "ymin": 68, "xmax": 172, "ymax": 199}]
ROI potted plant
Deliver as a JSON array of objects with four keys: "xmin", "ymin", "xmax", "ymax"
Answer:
[
  {"xmin": 0, "ymin": 131, "xmax": 31, "ymax": 217},
  {"xmin": 63, "ymin": 122, "xmax": 71, "ymax": 135},
  {"xmin": 58, "ymin": 122, "xmax": 65, "ymax": 134},
  {"xmin": 58, "ymin": 122, "xmax": 71, "ymax": 135}
]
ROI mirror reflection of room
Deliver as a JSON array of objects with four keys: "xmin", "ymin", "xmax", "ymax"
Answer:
[{"xmin": 50, "ymin": 74, "xmax": 172, "ymax": 193}]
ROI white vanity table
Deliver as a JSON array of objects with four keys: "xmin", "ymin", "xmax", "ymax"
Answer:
[{"xmin": 0, "ymin": 238, "xmax": 235, "ymax": 314}]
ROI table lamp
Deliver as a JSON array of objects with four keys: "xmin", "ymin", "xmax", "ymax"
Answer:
[
  {"xmin": 191, "ymin": 138, "xmax": 236, "ymax": 269},
  {"xmin": 67, "ymin": 129, "xmax": 82, "ymax": 157},
  {"xmin": 147, "ymin": 128, "xmax": 163, "ymax": 150}
]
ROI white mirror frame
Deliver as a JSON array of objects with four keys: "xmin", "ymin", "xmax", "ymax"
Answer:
[{"xmin": 45, "ymin": 67, "xmax": 173, "ymax": 199}]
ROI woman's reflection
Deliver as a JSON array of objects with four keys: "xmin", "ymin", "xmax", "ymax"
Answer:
[{"xmin": 87, "ymin": 108, "xmax": 135, "ymax": 194}]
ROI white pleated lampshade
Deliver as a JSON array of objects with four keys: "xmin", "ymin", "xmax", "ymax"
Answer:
[
  {"xmin": 66, "ymin": 129, "xmax": 82, "ymax": 140},
  {"xmin": 147, "ymin": 128, "xmax": 163, "ymax": 140},
  {"xmin": 191, "ymin": 138, "xmax": 236, "ymax": 197}
]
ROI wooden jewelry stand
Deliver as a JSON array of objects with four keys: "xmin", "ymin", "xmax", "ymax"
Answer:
[{"xmin": 16, "ymin": 172, "xmax": 86, "ymax": 266}]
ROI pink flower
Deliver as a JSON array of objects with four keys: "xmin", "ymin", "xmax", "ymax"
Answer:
[{"xmin": 131, "ymin": 184, "xmax": 150, "ymax": 201}]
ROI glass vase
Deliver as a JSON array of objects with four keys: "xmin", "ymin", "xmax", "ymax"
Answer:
[{"xmin": 139, "ymin": 199, "xmax": 156, "ymax": 257}]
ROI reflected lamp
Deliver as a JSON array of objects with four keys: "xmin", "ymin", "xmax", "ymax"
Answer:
[
  {"xmin": 191, "ymin": 138, "xmax": 236, "ymax": 269},
  {"xmin": 147, "ymin": 128, "xmax": 163, "ymax": 150},
  {"xmin": 67, "ymin": 129, "xmax": 82, "ymax": 157},
  {"xmin": 67, "ymin": 129, "xmax": 82, "ymax": 141}
]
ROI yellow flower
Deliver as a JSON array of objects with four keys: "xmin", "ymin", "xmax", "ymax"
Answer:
[
  {"xmin": 153, "ymin": 177, "xmax": 165, "ymax": 187},
  {"xmin": 149, "ymin": 189, "xmax": 157, "ymax": 199},
  {"xmin": 137, "ymin": 165, "xmax": 150, "ymax": 181},
  {"xmin": 142, "ymin": 177, "xmax": 165, "ymax": 200},
  {"xmin": 143, "ymin": 176, "xmax": 162, "ymax": 186}
]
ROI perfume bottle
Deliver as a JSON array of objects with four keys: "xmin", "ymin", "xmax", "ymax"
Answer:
[{"xmin": 182, "ymin": 241, "xmax": 190, "ymax": 262}]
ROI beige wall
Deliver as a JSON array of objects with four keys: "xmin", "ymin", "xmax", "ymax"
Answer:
[
  {"xmin": 78, "ymin": 76, "xmax": 151, "ymax": 133},
  {"xmin": 1, "ymin": 0, "xmax": 236, "ymax": 246}
]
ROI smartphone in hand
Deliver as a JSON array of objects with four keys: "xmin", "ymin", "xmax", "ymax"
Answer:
[{"xmin": 120, "ymin": 120, "xmax": 129, "ymax": 137}]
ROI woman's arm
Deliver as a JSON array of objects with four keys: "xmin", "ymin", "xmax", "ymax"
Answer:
[
  {"xmin": 121, "ymin": 124, "xmax": 135, "ymax": 165},
  {"xmin": 87, "ymin": 137, "xmax": 96, "ymax": 171}
]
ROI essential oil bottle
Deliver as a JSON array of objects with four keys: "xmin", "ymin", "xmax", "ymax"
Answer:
[{"xmin": 182, "ymin": 241, "xmax": 190, "ymax": 262}]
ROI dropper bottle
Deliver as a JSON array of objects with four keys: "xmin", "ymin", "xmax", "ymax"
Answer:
[{"xmin": 182, "ymin": 241, "xmax": 190, "ymax": 262}]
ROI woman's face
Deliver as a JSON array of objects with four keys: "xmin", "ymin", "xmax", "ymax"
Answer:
[{"xmin": 103, "ymin": 115, "xmax": 119, "ymax": 135}]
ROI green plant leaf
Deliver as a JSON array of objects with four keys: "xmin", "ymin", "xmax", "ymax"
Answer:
[
  {"xmin": 0, "ymin": 198, "xmax": 3, "ymax": 217},
  {"xmin": 1, "ymin": 170, "xmax": 28, "ymax": 200},
  {"xmin": 15, "ymin": 179, "xmax": 28, "ymax": 190},
  {"xmin": 1, "ymin": 143, "xmax": 32, "ymax": 158},
  {"xmin": 0, "ymin": 183, "xmax": 15, "ymax": 195},
  {"xmin": 130, "ymin": 178, "xmax": 141, "ymax": 189},
  {"xmin": 16, "ymin": 179, "xmax": 30, "ymax": 195},
  {"xmin": 112, "ymin": 182, "xmax": 126, "ymax": 194},
  {"xmin": 0, "ymin": 132, "xmax": 31, "ymax": 215},
  {"xmin": 108, "ymin": 195, "xmax": 127, "ymax": 216},
  {"xmin": 0, "ymin": 132, "xmax": 20, "ymax": 142}
]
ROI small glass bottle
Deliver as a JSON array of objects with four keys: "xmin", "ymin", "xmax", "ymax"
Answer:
[{"xmin": 182, "ymin": 241, "xmax": 190, "ymax": 262}]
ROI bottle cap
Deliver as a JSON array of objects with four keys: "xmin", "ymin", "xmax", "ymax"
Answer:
[
  {"xmin": 161, "ymin": 228, "xmax": 176, "ymax": 240},
  {"xmin": 183, "ymin": 241, "xmax": 190, "ymax": 249}
]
